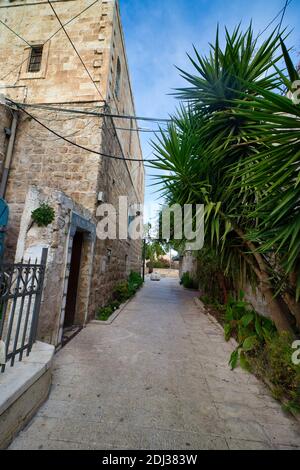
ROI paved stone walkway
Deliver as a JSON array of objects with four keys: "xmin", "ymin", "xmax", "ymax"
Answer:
[{"xmin": 10, "ymin": 278, "xmax": 300, "ymax": 450}]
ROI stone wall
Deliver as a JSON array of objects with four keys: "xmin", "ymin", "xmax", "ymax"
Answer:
[
  {"xmin": 242, "ymin": 283, "xmax": 273, "ymax": 319},
  {"xmin": 0, "ymin": 0, "xmax": 107, "ymax": 104},
  {"xmin": 15, "ymin": 185, "xmax": 96, "ymax": 345},
  {"xmin": 179, "ymin": 252, "xmax": 199, "ymax": 284},
  {"xmin": 106, "ymin": 2, "xmax": 145, "ymax": 200},
  {"xmin": 4, "ymin": 105, "xmax": 102, "ymax": 261},
  {"xmin": 180, "ymin": 250, "xmax": 274, "ymax": 319},
  {"xmin": 3, "ymin": 107, "xmax": 143, "ymax": 325},
  {"xmin": 0, "ymin": 0, "xmax": 145, "ymax": 342},
  {"xmin": 0, "ymin": 0, "xmax": 144, "ymax": 204},
  {"xmin": 87, "ymin": 114, "xmax": 143, "ymax": 316}
]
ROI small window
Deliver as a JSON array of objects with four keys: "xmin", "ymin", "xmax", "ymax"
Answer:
[
  {"xmin": 28, "ymin": 45, "xmax": 43, "ymax": 73},
  {"xmin": 115, "ymin": 58, "xmax": 121, "ymax": 99}
]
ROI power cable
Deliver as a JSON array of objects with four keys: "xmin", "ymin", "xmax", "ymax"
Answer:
[
  {"xmin": 111, "ymin": 126, "xmax": 162, "ymax": 133},
  {"xmin": 0, "ymin": 0, "xmax": 76, "ymax": 8},
  {"xmin": 21, "ymin": 105, "xmax": 101, "ymax": 141},
  {"xmin": 47, "ymin": 0, "xmax": 99, "ymax": 43},
  {"xmin": 47, "ymin": 0, "xmax": 105, "ymax": 102},
  {"xmin": 257, "ymin": 0, "xmax": 292, "ymax": 38},
  {"xmin": 0, "ymin": 19, "xmax": 32, "ymax": 47},
  {"xmin": 263, "ymin": 0, "xmax": 291, "ymax": 79},
  {"xmin": 9, "ymin": 101, "xmax": 172, "ymax": 123},
  {"xmin": 278, "ymin": 0, "xmax": 289, "ymax": 33},
  {"xmin": 16, "ymin": 104, "xmax": 159, "ymax": 163},
  {"xmin": 0, "ymin": 0, "xmax": 100, "ymax": 81}
]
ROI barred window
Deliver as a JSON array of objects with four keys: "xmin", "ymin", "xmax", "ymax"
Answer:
[{"xmin": 28, "ymin": 45, "xmax": 43, "ymax": 73}]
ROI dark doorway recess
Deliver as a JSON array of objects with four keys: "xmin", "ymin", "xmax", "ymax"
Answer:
[{"xmin": 64, "ymin": 230, "xmax": 84, "ymax": 328}]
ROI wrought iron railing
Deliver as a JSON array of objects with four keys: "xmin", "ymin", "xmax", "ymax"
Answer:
[{"xmin": 0, "ymin": 248, "xmax": 47, "ymax": 372}]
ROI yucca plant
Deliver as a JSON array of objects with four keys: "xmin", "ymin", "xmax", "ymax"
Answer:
[
  {"xmin": 228, "ymin": 42, "xmax": 300, "ymax": 326},
  {"xmin": 175, "ymin": 24, "xmax": 283, "ymax": 112},
  {"xmin": 151, "ymin": 24, "xmax": 298, "ymax": 333}
]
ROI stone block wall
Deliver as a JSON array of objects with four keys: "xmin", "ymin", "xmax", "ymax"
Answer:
[
  {"xmin": 87, "ymin": 115, "xmax": 143, "ymax": 317},
  {"xmin": 0, "ymin": 0, "xmax": 145, "ymax": 339},
  {"xmin": 179, "ymin": 251, "xmax": 199, "ymax": 284},
  {"xmin": 0, "ymin": 0, "xmax": 144, "ymax": 207},
  {"xmin": 15, "ymin": 185, "xmax": 96, "ymax": 345},
  {"xmin": 4, "ymin": 105, "xmax": 102, "ymax": 261},
  {"xmin": 0, "ymin": 0, "xmax": 107, "ymax": 104}
]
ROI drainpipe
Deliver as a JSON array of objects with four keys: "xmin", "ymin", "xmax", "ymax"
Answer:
[{"xmin": 0, "ymin": 109, "xmax": 18, "ymax": 199}]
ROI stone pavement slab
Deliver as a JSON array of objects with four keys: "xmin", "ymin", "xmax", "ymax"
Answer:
[{"xmin": 9, "ymin": 278, "xmax": 300, "ymax": 450}]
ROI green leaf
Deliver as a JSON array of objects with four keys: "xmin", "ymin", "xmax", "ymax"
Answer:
[
  {"xmin": 224, "ymin": 323, "xmax": 232, "ymax": 342},
  {"xmin": 225, "ymin": 306, "xmax": 234, "ymax": 321},
  {"xmin": 242, "ymin": 336, "xmax": 258, "ymax": 352},
  {"xmin": 229, "ymin": 349, "xmax": 239, "ymax": 370},
  {"xmin": 239, "ymin": 351, "xmax": 252, "ymax": 372},
  {"xmin": 280, "ymin": 38, "xmax": 299, "ymax": 84},
  {"xmin": 255, "ymin": 316, "xmax": 263, "ymax": 339},
  {"xmin": 240, "ymin": 313, "xmax": 254, "ymax": 327},
  {"xmin": 239, "ymin": 290, "xmax": 245, "ymax": 300}
]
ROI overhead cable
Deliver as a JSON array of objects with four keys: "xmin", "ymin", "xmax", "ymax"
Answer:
[
  {"xmin": 0, "ymin": 0, "xmax": 100, "ymax": 81},
  {"xmin": 8, "ymin": 101, "xmax": 172, "ymax": 124},
  {"xmin": 16, "ymin": 104, "xmax": 159, "ymax": 164},
  {"xmin": 47, "ymin": 0, "xmax": 105, "ymax": 102}
]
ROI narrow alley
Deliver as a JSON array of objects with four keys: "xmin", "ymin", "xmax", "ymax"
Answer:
[{"xmin": 9, "ymin": 278, "xmax": 300, "ymax": 450}]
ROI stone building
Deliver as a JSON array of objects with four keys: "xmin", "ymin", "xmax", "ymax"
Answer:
[{"xmin": 0, "ymin": 0, "xmax": 144, "ymax": 346}]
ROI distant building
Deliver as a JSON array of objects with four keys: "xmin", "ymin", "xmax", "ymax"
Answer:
[{"xmin": 0, "ymin": 0, "xmax": 144, "ymax": 346}]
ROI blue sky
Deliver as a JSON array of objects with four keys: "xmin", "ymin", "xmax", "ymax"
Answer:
[{"xmin": 120, "ymin": 0, "xmax": 300, "ymax": 218}]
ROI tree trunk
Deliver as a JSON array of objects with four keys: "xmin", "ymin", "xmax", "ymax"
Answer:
[
  {"xmin": 261, "ymin": 281, "xmax": 295, "ymax": 334},
  {"xmin": 220, "ymin": 215, "xmax": 296, "ymax": 334},
  {"xmin": 218, "ymin": 272, "xmax": 228, "ymax": 304},
  {"xmin": 282, "ymin": 291, "xmax": 300, "ymax": 330}
]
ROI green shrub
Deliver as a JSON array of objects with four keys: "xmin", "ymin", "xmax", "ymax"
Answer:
[
  {"xmin": 128, "ymin": 271, "xmax": 143, "ymax": 293},
  {"xmin": 180, "ymin": 272, "xmax": 197, "ymax": 289},
  {"xmin": 31, "ymin": 203, "xmax": 55, "ymax": 227},
  {"xmin": 225, "ymin": 292, "xmax": 277, "ymax": 370},
  {"xmin": 97, "ymin": 305, "xmax": 114, "ymax": 321},
  {"xmin": 261, "ymin": 333, "xmax": 300, "ymax": 411},
  {"xmin": 196, "ymin": 248, "xmax": 232, "ymax": 304},
  {"xmin": 97, "ymin": 300, "xmax": 121, "ymax": 321},
  {"xmin": 97, "ymin": 272, "xmax": 143, "ymax": 321},
  {"xmin": 224, "ymin": 293, "xmax": 300, "ymax": 412},
  {"xmin": 113, "ymin": 281, "xmax": 129, "ymax": 302},
  {"xmin": 111, "ymin": 300, "xmax": 121, "ymax": 311},
  {"xmin": 112, "ymin": 272, "xmax": 143, "ymax": 303},
  {"xmin": 152, "ymin": 258, "xmax": 170, "ymax": 269}
]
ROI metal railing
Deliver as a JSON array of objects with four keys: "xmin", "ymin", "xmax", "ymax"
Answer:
[{"xmin": 0, "ymin": 248, "xmax": 47, "ymax": 372}]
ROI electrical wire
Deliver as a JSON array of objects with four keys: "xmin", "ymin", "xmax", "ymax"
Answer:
[
  {"xmin": 47, "ymin": 0, "xmax": 105, "ymax": 103},
  {"xmin": 0, "ymin": 19, "xmax": 32, "ymax": 47},
  {"xmin": 47, "ymin": 0, "xmax": 99, "ymax": 43},
  {"xmin": 0, "ymin": 0, "xmax": 100, "ymax": 81},
  {"xmin": 278, "ymin": 0, "xmax": 289, "ymax": 33},
  {"xmin": 0, "ymin": 1, "xmax": 168, "ymax": 126},
  {"xmin": 263, "ymin": 0, "xmax": 291, "ymax": 79},
  {"xmin": 21, "ymin": 105, "xmax": 101, "ymax": 142},
  {"xmin": 257, "ymin": 0, "xmax": 292, "ymax": 38},
  {"xmin": 0, "ymin": 0, "xmax": 76, "ymax": 8},
  {"xmin": 16, "ymin": 104, "xmax": 159, "ymax": 164},
  {"xmin": 111, "ymin": 126, "xmax": 163, "ymax": 133}
]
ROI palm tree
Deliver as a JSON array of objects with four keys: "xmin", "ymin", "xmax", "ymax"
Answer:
[
  {"xmin": 230, "ymin": 43, "xmax": 300, "ymax": 327},
  {"xmin": 151, "ymin": 25, "xmax": 299, "ymax": 333}
]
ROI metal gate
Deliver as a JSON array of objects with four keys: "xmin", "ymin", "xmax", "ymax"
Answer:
[{"xmin": 0, "ymin": 248, "xmax": 48, "ymax": 372}]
